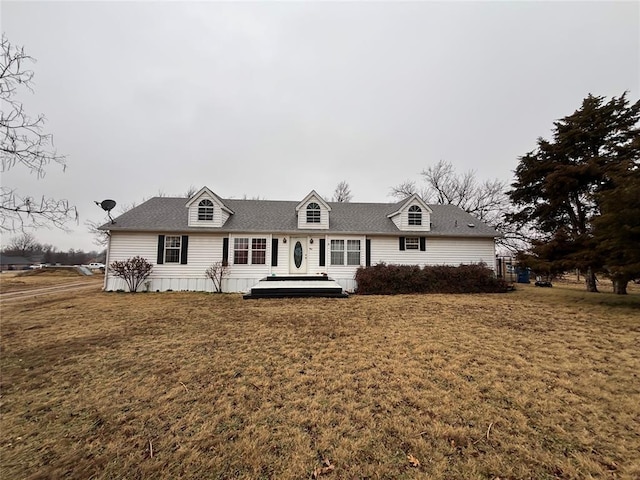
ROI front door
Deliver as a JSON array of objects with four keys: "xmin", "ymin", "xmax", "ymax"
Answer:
[{"xmin": 289, "ymin": 237, "xmax": 307, "ymax": 274}]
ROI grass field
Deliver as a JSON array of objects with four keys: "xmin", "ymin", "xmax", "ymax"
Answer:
[
  {"xmin": 1, "ymin": 277, "xmax": 639, "ymax": 479},
  {"xmin": 0, "ymin": 269, "xmax": 90, "ymax": 293}
]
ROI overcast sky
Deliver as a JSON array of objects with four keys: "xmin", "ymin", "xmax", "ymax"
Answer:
[{"xmin": 2, "ymin": 1, "xmax": 638, "ymax": 251}]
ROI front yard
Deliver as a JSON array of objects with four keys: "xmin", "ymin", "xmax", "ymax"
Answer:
[{"xmin": 1, "ymin": 283, "xmax": 638, "ymax": 479}]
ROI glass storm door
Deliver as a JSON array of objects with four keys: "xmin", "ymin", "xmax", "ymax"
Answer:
[{"xmin": 289, "ymin": 237, "xmax": 307, "ymax": 274}]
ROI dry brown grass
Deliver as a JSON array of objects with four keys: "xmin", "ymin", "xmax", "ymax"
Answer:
[
  {"xmin": 0, "ymin": 269, "xmax": 95, "ymax": 293},
  {"xmin": 1, "ymin": 282, "xmax": 639, "ymax": 479}
]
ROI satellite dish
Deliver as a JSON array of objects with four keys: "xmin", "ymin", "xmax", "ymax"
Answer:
[
  {"xmin": 100, "ymin": 199, "xmax": 116, "ymax": 212},
  {"xmin": 95, "ymin": 199, "xmax": 117, "ymax": 224}
]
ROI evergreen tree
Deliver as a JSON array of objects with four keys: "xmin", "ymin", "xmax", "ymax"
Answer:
[
  {"xmin": 592, "ymin": 168, "xmax": 640, "ymax": 294},
  {"xmin": 509, "ymin": 93, "xmax": 640, "ymax": 292}
]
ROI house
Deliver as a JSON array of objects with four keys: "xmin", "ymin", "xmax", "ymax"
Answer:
[
  {"xmin": 100, "ymin": 187, "xmax": 499, "ymax": 293},
  {"xmin": 0, "ymin": 254, "xmax": 32, "ymax": 271}
]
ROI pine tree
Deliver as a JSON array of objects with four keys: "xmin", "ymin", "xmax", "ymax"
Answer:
[
  {"xmin": 509, "ymin": 93, "xmax": 640, "ymax": 292},
  {"xmin": 592, "ymin": 168, "xmax": 640, "ymax": 294}
]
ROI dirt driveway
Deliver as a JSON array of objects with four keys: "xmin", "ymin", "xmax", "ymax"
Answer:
[{"xmin": 0, "ymin": 277, "xmax": 104, "ymax": 303}]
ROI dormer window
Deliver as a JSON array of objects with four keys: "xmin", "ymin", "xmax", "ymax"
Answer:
[
  {"xmin": 408, "ymin": 205, "xmax": 422, "ymax": 226},
  {"xmin": 306, "ymin": 202, "xmax": 321, "ymax": 223},
  {"xmin": 198, "ymin": 199, "xmax": 214, "ymax": 221}
]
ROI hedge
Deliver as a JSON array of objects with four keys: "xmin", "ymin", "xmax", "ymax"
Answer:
[{"xmin": 354, "ymin": 263, "xmax": 510, "ymax": 295}]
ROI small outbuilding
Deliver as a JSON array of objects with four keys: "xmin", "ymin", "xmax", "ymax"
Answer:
[{"xmin": 0, "ymin": 255, "xmax": 32, "ymax": 271}]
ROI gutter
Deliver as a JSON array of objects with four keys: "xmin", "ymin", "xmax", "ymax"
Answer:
[{"xmin": 103, "ymin": 231, "xmax": 111, "ymax": 291}]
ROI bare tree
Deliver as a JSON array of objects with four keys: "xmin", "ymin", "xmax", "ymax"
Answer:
[
  {"xmin": 183, "ymin": 185, "xmax": 197, "ymax": 198},
  {"xmin": 391, "ymin": 160, "xmax": 528, "ymax": 252},
  {"xmin": 205, "ymin": 261, "xmax": 229, "ymax": 293},
  {"xmin": 86, "ymin": 193, "xmax": 146, "ymax": 246},
  {"xmin": 332, "ymin": 180, "xmax": 352, "ymax": 202},
  {"xmin": 389, "ymin": 179, "xmax": 418, "ymax": 199},
  {"xmin": 1, "ymin": 34, "xmax": 77, "ymax": 232},
  {"xmin": 87, "ymin": 190, "xmax": 170, "ymax": 246},
  {"xmin": 85, "ymin": 219, "xmax": 110, "ymax": 247},
  {"xmin": 2, "ymin": 232, "xmax": 40, "ymax": 257}
]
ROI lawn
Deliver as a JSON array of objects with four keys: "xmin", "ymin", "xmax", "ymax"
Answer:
[
  {"xmin": 0, "ymin": 269, "xmax": 93, "ymax": 293},
  {"xmin": 1, "ymin": 281, "xmax": 639, "ymax": 479}
]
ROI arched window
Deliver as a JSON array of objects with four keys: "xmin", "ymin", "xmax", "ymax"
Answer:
[
  {"xmin": 198, "ymin": 199, "xmax": 214, "ymax": 221},
  {"xmin": 408, "ymin": 205, "xmax": 422, "ymax": 226},
  {"xmin": 306, "ymin": 202, "xmax": 321, "ymax": 223}
]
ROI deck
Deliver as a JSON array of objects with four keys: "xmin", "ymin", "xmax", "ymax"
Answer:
[{"xmin": 243, "ymin": 275, "xmax": 349, "ymax": 299}]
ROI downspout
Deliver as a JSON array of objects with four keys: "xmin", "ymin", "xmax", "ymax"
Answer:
[
  {"xmin": 103, "ymin": 231, "xmax": 111, "ymax": 291},
  {"xmin": 268, "ymin": 233, "xmax": 273, "ymax": 276}
]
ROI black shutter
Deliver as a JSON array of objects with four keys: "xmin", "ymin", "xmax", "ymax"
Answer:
[
  {"xmin": 271, "ymin": 238, "xmax": 278, "ymax": 267},
  {"xmin": 420, "ymin": 237, "xmax": 426, "ymax": 252},
  {"xmin": 157, "ymin": 235, "xmax": 165, "ymax": 264},
  {"xmin": 399, "ymin": 237, "xmax": 405, "ymax": 251},
  {"xmin": 319, "ymin": 239, "xmax": 326, "ymax": 267},
  {"xmin": 180, "ymin": 235, "xmax": 189, "ymax": 264},
  {"xmin": 222, "ymin": 237, "xmax": 229, "ymax": 265},
  {"xmin": 366, "ymin": 239, "xmax": 371, "ymax": 267}
]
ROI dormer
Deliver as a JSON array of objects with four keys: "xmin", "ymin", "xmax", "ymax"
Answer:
[
  {"xmin": 295, "ymin": 190, "xmax": 331, "ymax": 229},
  {"xmin": 387, "ymin": 194, "xmax": 432, "ymax": 231},
  {"xmin": 186, "ymin": 187, "xmax": 234, "ymax": 227}
]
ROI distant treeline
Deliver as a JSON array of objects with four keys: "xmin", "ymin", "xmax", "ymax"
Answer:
[{"xmin": 1, "ymin": 233, "xmax": 105, "ymax": 265}]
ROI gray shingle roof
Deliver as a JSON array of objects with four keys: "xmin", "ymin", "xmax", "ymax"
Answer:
[
  {"xmin": 0, "ymin": 255, "xmax": 32, "ymax": 265},
  {"xmin": 101, "ymin": 197, "xmax": 499, "ymax": 238}
]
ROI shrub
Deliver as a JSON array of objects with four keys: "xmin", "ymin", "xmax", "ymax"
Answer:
[
  {"xmin": 109, "ymin": 256, "xmax": 153, "ymax": 293},
  {"xmin": 355, "ymin": 263, "xmax": 509, "ymax": 295},
  {"xmin": 205, "ymin": 261, "xmax": 229, "ymax": 293}
]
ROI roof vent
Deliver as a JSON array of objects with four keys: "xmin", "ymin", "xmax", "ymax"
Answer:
[{"xmin": 467, "ymin": 223, "xmax": 475, "ymax": 228}]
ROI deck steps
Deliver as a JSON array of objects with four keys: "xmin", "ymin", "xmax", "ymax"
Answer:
[{"xmin": 243, "ymin": 275, "xmax": 348, "ymax": 299}]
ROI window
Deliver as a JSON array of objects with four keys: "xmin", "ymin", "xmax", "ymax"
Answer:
[
  {"xmin": 234, "ymin": 237, "xmax": 267, "ymax": 265},
  {"xmin": 306, "ymin": 202, "xmax": 321, "ymax": 223},
  {"xmin": 408, "ymin": 205, "xmax": 422, "ymax": 226},
  {"xmin": 252, "ymin": 238, "xmax": 267, "ymax": 265},
  {"xmin": 405, "ymin": 237, "xmax": 419, "ymax": 250},
  {"xmin": 165, "ymin": 235, "xmax": 181, "ymax": 263},
  {"xmin": 198, "ymin": 199, "xmax": 214, "ymax": 221},
  {"xmin": 330, "ymin": 239, "xmax": 361, "ymax": 265},
  {"xmin": 158, "ymin": 235, "xmax": 188, "ymax": 265},
  {"xmin": 330, "ymin": 240, "xmax": 344, "ymax": 265},
  {"xmin": 347, "ymin": 240, "xmax": 361, "ymax": 265},
  {"xmin": 234, "ymin": 238, "xmax": 249, "ymax": 264}
]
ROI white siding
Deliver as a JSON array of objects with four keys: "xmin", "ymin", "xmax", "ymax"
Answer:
[
  {"xmin": 324, "ymin": 234, "xmax": 366, "ymax": 292},
  {"xmin": 306, "ymin": 238, "xmax": 321, "ymax": 274},
  {"xmin": 297, "ymin": 201, "xmax": 329, "ymax": 229},
  {"xmin": 106, "ymin": 231, "xmax": 496, "ymax": 294},
  {"xmin": 389, "ymin": 201, "xmax": 431, "ymax": 232},
  {"xmin": 106, "ymin": 232, "xmax": 226, "ymax": 292},
  {"xmin": 226, "ymin": 234, "xmax": 272, "ymax": 291},
  {"xmin": 266, "ymin": 234, "xmax": 361, "ymax": 291},
  {"xmin": 187, "ymin": 193, "xmax": 229, "ymax": 228},
  {"xmin": 271, "ymin": 236, "xmax": 290, "ymax": 276},
  {"xmin": 369, "ymin": 236, "xmax": 496, "ymax": 270}
]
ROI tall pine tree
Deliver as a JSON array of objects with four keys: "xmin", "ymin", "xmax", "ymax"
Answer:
[
  {"xmin": 592, "ymin": 167, "xmax": 640, "ymax": 294},
  {"xmin": 509, "ymin": 93, "xmax": 640, "ymax": 292}
]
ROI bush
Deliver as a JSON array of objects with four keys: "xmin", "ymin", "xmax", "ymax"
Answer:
[
  {"xmin": 205, "ymin": 261, "xmax": 229, "ymax": 293},
  {"xmin": 109, "ymin": 256, "xmax": 153, "ymax": 293},
  {"xmin": 354, "ymin": 263, "xmax": 509, "ymax": 295}
]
